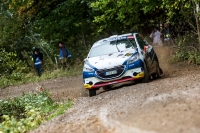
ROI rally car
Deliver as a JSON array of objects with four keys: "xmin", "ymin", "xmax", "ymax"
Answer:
[{"xmin": 83, "ymin": 33, "xmax": 163, "ymax": 96}]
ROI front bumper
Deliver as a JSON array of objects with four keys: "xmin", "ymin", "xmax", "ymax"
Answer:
[{"xmin": 83, "ymin": 68, "xmax": 144, "ymax": 89}]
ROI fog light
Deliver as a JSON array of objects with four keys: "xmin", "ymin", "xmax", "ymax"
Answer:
[
  {"xmin": 89, "ymin": 81, "xmax": 93, "ymax": 85},
  {"xmin": 133, "ymin": 72, "xmax": 138, "ymax": 76}
]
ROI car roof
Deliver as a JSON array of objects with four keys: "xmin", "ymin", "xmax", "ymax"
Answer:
[
  {"xmin": 92, "ymin": 33, "xmax": 137, "ymax": 47},
  {"xmin": 92, "ymin": 38, "xmax": 109, "ymax": 47},
  {"xmin": 108, "ymin": 33, "xmax": 137, "ymax": 39}
]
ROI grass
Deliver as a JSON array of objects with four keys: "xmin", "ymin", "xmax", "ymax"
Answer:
[
  {"xmin": 45, "ymin": 101, "xmax": 72, "ymax": 121},
  {"xmin": 0, "ymin": 63, "xmax": 83, "ymax": 89}
]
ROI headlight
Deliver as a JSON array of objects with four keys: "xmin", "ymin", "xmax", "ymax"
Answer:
[
  {"xmin": 83, "ymin": 64, "xmax": 95, "ymax": 72},
  {"xmin": 128, "ymin": 54, "xmax": 139, "ymax": 64}
]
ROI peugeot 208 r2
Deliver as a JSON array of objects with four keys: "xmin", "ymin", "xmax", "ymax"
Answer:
[{"xmin": 83, "ymin": 33, "xmax": 163, "ymax": 96}]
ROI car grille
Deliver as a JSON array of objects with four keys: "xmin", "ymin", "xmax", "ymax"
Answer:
[{"xmin": 95, "ymin": 65, "xmax": 126, "ymax": 79}]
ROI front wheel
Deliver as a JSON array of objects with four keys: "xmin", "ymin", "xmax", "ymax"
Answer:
[{"xmin": 89, "ymin": 89, "xmax": 96, "ymax": 97}]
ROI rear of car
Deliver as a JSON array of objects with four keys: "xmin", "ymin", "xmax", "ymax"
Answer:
[{"xmin": 83, "ymin": 33, "xmax": 162, "ymax": 96}]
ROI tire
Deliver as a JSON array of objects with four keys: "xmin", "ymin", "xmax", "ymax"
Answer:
[
  {"xmin": 89, "ymin": 89, "xmax": 96, "ymax": 97},
  {"xmin": 152, "ymin": 72, "xmax": 157, "ymax": 79},
  {"xmin": 142, "ymin": 62, "xmax": 149, "ymax": 83}
]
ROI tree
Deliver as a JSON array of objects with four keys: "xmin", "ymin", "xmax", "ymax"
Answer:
[{"xmin": 91, "ymin": 0, "xmax": 164, "ymax": 34}]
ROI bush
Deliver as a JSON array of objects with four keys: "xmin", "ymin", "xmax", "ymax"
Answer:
[
  {"xmin": 0, "ymin": 49, "xmax": 29, "ymax": 79},
  {"xmin": 170, "ymin": 34, "xmax": 200, "ymax": 64},
  {"xmin": 0, "ymin": 91, "xmax": 52, "ymax": 123},
  {"xmin": 0, "ymin": 91, "xmax": 72, "ymax": 133}
]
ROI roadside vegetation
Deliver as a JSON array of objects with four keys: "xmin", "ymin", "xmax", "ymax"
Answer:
[
  {"xmin": 1, "ymin": 0, "xmax": 200, "ymax": 88},
  {"xmin": 0, "ymin": 59, "xmax": 83, "ymax": 88},
  {"xmin": 0, "ymin": 91, "xmax": 72, "ymax": 133},
  {"xmin": 170, "ymin": 34, "xmax": 200, "ymax": 64},
  {"xmin": 1, "ymin": 0, "xmax": 200, "ymax": 132}
]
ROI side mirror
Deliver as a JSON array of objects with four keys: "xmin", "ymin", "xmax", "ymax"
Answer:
[{"xmin": 144, "ymin": 46, "xmax": 149, "ymax": 53}]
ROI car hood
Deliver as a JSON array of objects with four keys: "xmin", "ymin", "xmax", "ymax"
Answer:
[{"xmin": 88, "ymin": 49, "xmax": 136, "ymax": 69}]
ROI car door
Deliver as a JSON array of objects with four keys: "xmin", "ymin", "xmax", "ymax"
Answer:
[
  {"xmin": 135, "ymin": 34, "xmax": 154, "ymax": 73},
  {"xmin": 140, "ymin": 34, "xmax": 159, "ymax": 72}
]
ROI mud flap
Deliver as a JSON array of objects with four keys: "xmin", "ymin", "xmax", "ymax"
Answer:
[{"xmin": 159, "ymin": 68, "xmax": 163, "ymax": 75}]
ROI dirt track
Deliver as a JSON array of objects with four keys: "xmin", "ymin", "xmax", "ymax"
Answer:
[{"xmin": 1, "ymin": 46, "xmax": 200, "ymax": 133}]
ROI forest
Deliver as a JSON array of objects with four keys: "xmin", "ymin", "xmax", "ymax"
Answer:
[{"xmin": 0, "ymin": 0, "xmax": 200, "ymax": 86}]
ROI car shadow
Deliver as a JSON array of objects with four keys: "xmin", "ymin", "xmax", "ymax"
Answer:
[
  {"xmin": 97, "ymin": 76, "xmax": 165, "ymax": 95},
  {"xmin": 97, "ymin": 81, "xmax": 137, "ymax": 95}
]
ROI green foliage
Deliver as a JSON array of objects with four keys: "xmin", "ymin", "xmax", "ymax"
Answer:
[
  {"xmin": 0, "ymin": 91, "xmax": 52, "ymax": 123},
  {"xmin": 46, "ymin": 101, "xmax": 72, "ymax": 121},
  {"xmin": 0, "ymin": 107, "xmax": 43, "ymax": 133},
  {"xmin": 170, "ymin": 34, "xmax": 200, "ymax": 64},
  {"xmin": 0, "ymin": 91, "xmax": 72, "ymax": 133},
  {"xmin": 171, "ymin": 47, "xmax": 200, "ymax": 65},
  {"xmin": 1, "ymin": 0, "xmax": 200, "ymax": 90},
  {"xmin": 0, "ymin": 48, "xmax": 29, "ymax": 78},
  {"xmin": 0, "ymin": 98, "xmax": 25, "ymax": 123}
]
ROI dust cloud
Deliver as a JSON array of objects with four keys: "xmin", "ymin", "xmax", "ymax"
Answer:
[{"xmin": 153, "ymin": 45, "xmax": 174, "ymax": 76}]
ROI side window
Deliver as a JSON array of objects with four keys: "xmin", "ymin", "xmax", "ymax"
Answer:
[
  {"xmin": 136, "ymin": 34, "xmax": 147, "ymax": 50},
  {"xmin": 129, "ymin": 39, "xmax": 137, "ymax": 48}
]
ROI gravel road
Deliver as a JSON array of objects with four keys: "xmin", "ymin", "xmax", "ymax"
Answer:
[{"xmin": 1, "ymin": 46, "xmax": 200, "ymax": 133}]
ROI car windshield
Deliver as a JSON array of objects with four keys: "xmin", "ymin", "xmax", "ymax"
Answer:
[{"xmin": 89, "ymin": 38, "xmax": 136, "ymax": 58}]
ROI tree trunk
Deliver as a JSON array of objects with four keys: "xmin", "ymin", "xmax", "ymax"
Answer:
[
  {"xmin": 82, "ymin": 32, "xmax": 88, "ymax": 51},
  {"xmin": 192, "ymin": 0, "xmax": 200, "ymax": 45}
]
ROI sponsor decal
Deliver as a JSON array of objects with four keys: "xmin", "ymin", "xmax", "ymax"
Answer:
[
  {"xmin": 109, "ymin": 37, "xmax": 117, "ymax": 41},
  {"xmin": 108, "ymin": 81, "xmax": 117, "ymax": 84},
  {"xmin": 129, "ymin": 64, "xmax": 135, "ymax": 67},
  {"xmin": 88, "ymin": 73, "xmax": 94, "ymax": 75},
  {"xmin": 117, "ymin": 54, "xmax": 123, "ymax": 57},
  {"xmin": 127, "ymin": 36, "xmax": 134, "ymax": 39},
  {"xmin": 118, "ymin": 36, "xmax": 127, "ymax": 40},
  {"xmin": 125, "ymin": 53, "xmax": 132, "ymax": 56}
]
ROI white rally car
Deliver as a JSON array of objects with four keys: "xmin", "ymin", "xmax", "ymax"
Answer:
[{"xmin": 83, "ymin": 33, "xmax": 163, "ymax": 96}]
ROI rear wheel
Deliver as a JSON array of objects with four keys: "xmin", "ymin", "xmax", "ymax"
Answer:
[
  {"xmin": 156, "ymin": 66, "xmax": 161, "ymax": 78},
  {"xmin": 152, "ymin": 62, "xmax": 162, "ymax": 79},
  {"xmin": 89, "ymin": 89, "xmax": 96, "ymax": 97},
  {"xmin": 142, "ymin": 62, "xmax": 149, "ymax": 83}
]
